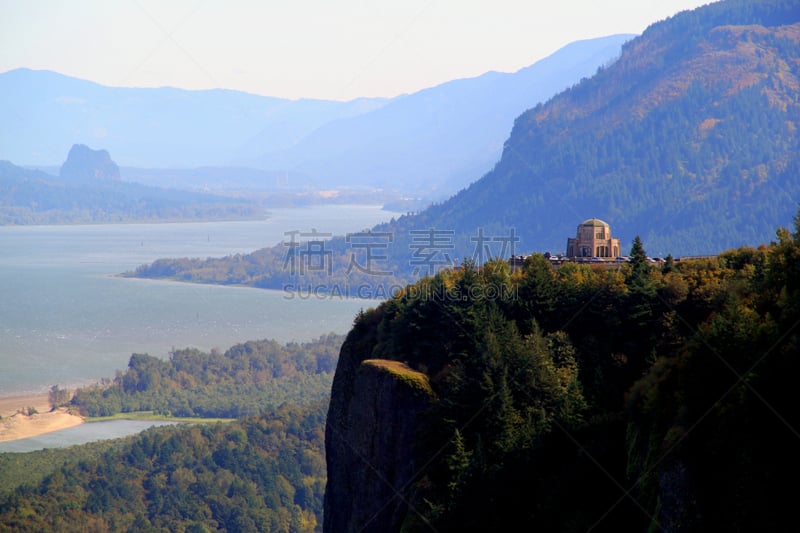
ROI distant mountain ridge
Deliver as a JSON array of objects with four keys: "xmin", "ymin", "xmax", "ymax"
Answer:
[
  {"xmin": 0, "ymin": 68, "xmax": 386, "ymax": 168},
  {"xmin": 0, "ymin": 35, "xmax": 632, "ymax": 198},
  {"xmin": 250, "ymin": 35, "xmax": 633, "ymax": 195}
]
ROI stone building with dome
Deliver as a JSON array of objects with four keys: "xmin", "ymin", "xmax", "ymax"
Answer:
[{"xmin": 566, "ymin": 218, "xmax": 620, "ymax": 259}]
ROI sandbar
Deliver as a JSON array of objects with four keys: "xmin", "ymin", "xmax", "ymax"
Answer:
[{"xmin": 0, "ymin": 394, "xmax": 84, "ymax": 443}]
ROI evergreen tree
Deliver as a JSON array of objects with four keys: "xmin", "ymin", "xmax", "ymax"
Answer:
[
  {"xmin": 662, "ymin": 253, "xmax": 675, "ymax": 274},
  {"xmin": 628, "ymin": 235, "xmax": 649, "ymax": 283}
]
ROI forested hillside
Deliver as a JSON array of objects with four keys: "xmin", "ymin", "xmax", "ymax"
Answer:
[
  {"xmin": 70, "ymin": 334, "xmax": 343, "ymax": 418},
  {"xmin": 0, "ymin": 335, "xmax": 345, "ymax": 532},
  {"xmin": 0, "ymin": 404, "xmax": 327, "ymax": 532},
  {"xmin": 324, "ymin": 210, "xmax": 800, "ymax": 532},
  {"xmin": 398, "ymin": 0, "xmax": 800, "ymax": 257}
]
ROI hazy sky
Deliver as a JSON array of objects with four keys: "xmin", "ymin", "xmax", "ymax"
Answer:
[{"xmin": 1, "ymin": 0, "xmax": 712, "ymax": 101}]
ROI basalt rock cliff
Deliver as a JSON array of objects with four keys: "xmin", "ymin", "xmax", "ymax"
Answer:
[{"xmin": 324, "ymin": 342, "xmax": 435, "ymax": 533}]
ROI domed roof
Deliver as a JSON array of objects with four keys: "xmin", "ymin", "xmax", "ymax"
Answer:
[{"xmin": 579, "ymin": 218, "xmax": 610, "ymax": 228}]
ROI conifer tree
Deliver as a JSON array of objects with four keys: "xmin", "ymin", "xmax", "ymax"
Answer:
[
  {"xmin": 629, "ymin": 235, "xmax": 649, "ymax": 282},
  {"xmin": 662, "ymin": 253, "xmax": 675, "ymax": 274}
]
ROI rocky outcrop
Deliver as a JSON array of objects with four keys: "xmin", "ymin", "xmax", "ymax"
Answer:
[
  {"xmin": 59, "ymin": 144, "xmax": 120, "ymax": 182},
  {"xmin": 324, "ymin": 354, "xmax": 434, "ymax": 533}
]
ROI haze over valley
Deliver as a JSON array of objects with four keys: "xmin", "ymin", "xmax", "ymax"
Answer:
[
  {"xmin": 2, "ymin": 1, "xmax": 799, "ymax": 532},
  {"xmin": 1, "ymin": 34, "xmax": 631, "ymax": 209}
]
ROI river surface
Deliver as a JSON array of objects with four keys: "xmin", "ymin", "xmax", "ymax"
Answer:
[
  {"xmin": 0, "ymin": 205, "xmax": 398, "ymax": 396},
  {"xmin": 0, "ymin": 420, "xmax": 180, "ymax": 453}
]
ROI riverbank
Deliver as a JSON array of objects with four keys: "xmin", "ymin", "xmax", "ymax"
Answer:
[{"xmin": 0, "ymin": 394, "xmax": 84, "ymax": 443}]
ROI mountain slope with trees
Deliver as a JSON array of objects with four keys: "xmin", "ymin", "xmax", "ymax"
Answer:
[
  {"xmin": 0, "ymin": 403, "xmax": 328, "ymax": 532},
  {"xmin": 70, "ymin": 334, "xmax": 344, "ymax": 419},
  {"xmin": 0, "ymin": 334, "xmax": 345, "ymax": 532},
  {"xmin": 405, "ymin": 0, "xmax": 800, "ymax": 257}
]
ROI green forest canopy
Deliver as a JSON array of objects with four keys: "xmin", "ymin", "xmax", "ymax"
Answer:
[{"xmin": 327, "ymin": 208, "xmax": 800, "ymax": 532}]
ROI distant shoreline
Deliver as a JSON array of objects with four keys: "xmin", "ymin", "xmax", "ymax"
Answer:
[{"xmin": 0, "ymin": 212, "xmax": 271, "ymax": 228}]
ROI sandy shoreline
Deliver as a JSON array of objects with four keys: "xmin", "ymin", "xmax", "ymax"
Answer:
[{"xmin": 0, "ymin": 394, "xmax": 84, "ymax": 443}]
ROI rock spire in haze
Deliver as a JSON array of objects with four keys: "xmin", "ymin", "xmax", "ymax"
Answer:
[{"xmin": 59, "ymin": 144, "xmax": 120, "ymax": 182}]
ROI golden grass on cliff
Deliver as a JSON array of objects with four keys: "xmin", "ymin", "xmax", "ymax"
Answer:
[{"xmin": 361, "ymin": 359, "xmax": 435, "ymax": 397}]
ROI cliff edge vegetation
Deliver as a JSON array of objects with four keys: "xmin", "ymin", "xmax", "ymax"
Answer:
[{"xmin": 325, "ymin": 210, "xmax": 800, "ymax": 532}]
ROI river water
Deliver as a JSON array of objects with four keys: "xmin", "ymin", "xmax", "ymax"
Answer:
[
  {"xmin": 0, "ymin": 420, "xmax": 180, "ymax": 453},
  {"xmin": 0, "ymin": 205, "xmax": 398, "ymax": 397}
]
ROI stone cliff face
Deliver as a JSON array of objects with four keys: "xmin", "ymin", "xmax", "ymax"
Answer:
[
  {"xmin": 59, "ymin": 144, "xmax": 120, "ymax": 182},
  {"xmin": 656, "ymin": 458, "xmax": 697, "ymax": 532},
  {"xmin": 324, "ymin": 348, "xmax": 434, "ymax": 533}
]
